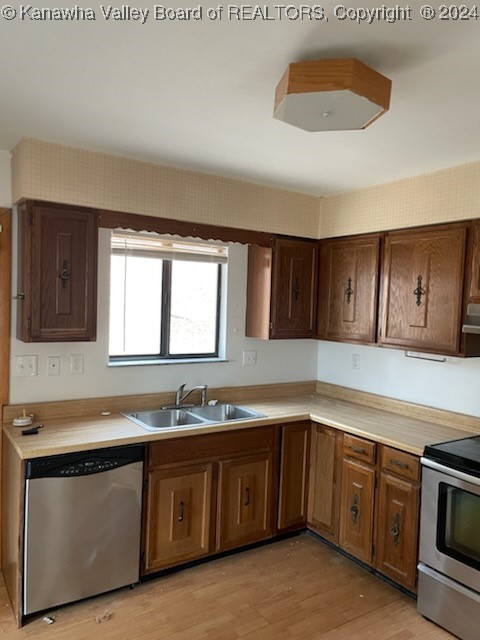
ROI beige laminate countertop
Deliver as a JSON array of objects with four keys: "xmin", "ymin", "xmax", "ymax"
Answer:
[{"xmin": 3, "ymin": 393, "xmax": 477, "ymax": 460}]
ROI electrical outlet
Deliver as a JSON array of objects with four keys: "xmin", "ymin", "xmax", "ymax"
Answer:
[
  {"xmin": 15, "ymin": 355, "xmax": 38, "ymax": 377},
  {"xmin": 352, "ymin": 354, "xmax": 360, "ymax": 370},
  {"xmin": 243, "ymin": 350, "xmax": 257, "ymax": 366},
  {"xmin": 47, "ymin": 356, "xmax": 61, "ymax": 376},
  {"xmin": 69, "ymin": 354, "xmax": 84, "ymax": 375}
]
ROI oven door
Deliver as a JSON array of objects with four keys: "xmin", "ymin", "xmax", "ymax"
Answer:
[{"xmin": 420, "ymin": 458, "xmax": 480, "ymax": 594}]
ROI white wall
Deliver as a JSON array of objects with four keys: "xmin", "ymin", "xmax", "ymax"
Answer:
[
  {"xmin": 0, "ymin": 150, "xmax": 11, "ymax": 206},
  {"xmin": 317, "ymin": 341, "xmax": 480, "ymax": 417},
  {"xmin": 9, "ymin": 226, "xmax": 317, "ymax": 404}
]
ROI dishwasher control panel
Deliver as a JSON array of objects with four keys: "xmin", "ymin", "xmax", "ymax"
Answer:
[
  {"xmin": 60, "ymin": 460, "xmax": 120, "ymax": 475},
  {"xmin": 25, "ymin": 444, "xmax": 145, "ymax": 479}
]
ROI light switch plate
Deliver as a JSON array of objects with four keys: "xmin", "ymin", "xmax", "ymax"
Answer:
[
  {"xmin": 47, "ymin": 356, "xmax": 61, "ymax": 376},
  {"xmin": 15, "ymin": 355, "xmax": 38, "ymax": 377},
  {"xmin": 243, "ymin": 350, "xmax": 257, "ymax": 366}
]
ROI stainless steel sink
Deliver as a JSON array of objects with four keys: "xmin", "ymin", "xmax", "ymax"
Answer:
[
  {"xmin": 188, "ymin": 404, "xmax": 264, "ymax": 422},
  {"xmin": 123, "ymin": 409, "xmax": 206, "ymax": 432},
  {"xmin": 122, "ymin": 403, "xmax": 265, "ymax": 432}
]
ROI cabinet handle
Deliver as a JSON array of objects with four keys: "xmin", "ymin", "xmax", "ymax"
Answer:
[
  {"xmin": 390, "ymin": 513, "xmax": 400, "ymax": 545},
  {"xmin": 413, "ymin": 275, "xmax": 426, "ymax": 307},
  {"xmin": 294, "ymin": 277, "xmax": 301, "ymax": 301},
  {"xmin": 344, "ymin": 277, "xmax": 354, "ymax": 304},
  {"xmin": 350, "ymin": 493, "xmax": 359, "ymax": 524},
  {"xmin": 349, "ymin": 445, "xmax": 366, "ymax": 455},
  {"xmin": 178, "ymin": 500, "xmax": 185, "ymax": 522},
  {"xmin": 244, "ymin": 486, "xmax": 250, "ymax": 507},
  {"xmin": 59, "ymin": 258, "xmax": 71, "ymax": 289},
  {"xmin": 389, "ymin": 459, "xmax": 409, "ymax": 470}
]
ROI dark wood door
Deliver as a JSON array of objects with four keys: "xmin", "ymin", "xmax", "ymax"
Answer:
[
  {"xmin": 318, "ymin": 235, "xmax": 380, "ymax": 343},
  {"xmin": 144, "ymin": 462, "xmax": 213, "ymax": 573},
  {"xmin": 376, "ymin": 472, "xmax": 420, "ymax": 591},
  {"xmin": 470, "ymin": 222, "xmax": 480, "ymax": 302},
  {"xmin": 17, "ymin": 201, "xmax": 97, "ymax": 341},
  {"xmin": 307, "ymin": 424, "xmax": 341, "ymax": 544},
  {"xmin": 216, "ymin": 452, "xmax": 274, "ymax": 551},
  {"xmin": 380, "ymin": 225, "xmax": 466, "ymax": 354},
  {"xmin": 271, "ymin": 238, "xmax": 318, "ymax": 338},
  {"xmin": 339, "ymin": 458, "xmax": 375, "ymax": 564},
  {"xmin": 278, "ymin": 423, "xmax": 310, "ymax": 531}
]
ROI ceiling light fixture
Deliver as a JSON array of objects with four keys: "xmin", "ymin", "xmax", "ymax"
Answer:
[{"xmin": 273, "ymin": 58, "xmax": 392, "ymax": 132}]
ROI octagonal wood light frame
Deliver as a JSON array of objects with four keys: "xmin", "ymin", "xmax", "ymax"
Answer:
[{"xmin": 274, "ymin": 58, "xmax": 392, "ymax": 132}]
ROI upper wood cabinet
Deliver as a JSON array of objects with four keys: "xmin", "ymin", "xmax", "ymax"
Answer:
[
  {"xmin": 16, "ymin": 201, "xmax": 98, "ymax": 342},
  {"xmin": 246, "ymin": 238, "xmax": 318, "ymax": 339},
  {"xmin": 469, "ymin": 221, "xmax": 480, "ymax": 302},
  {"xmin": 317, "ymin": 235, "xmax": 381, "ymax": 344},
  {"xmin": 277, "ymin": 422, "xmax": 310, "ymax": 532},
  {"xmin": 379, "ymin": 224, "xmax": 467, "ymax": 355}
]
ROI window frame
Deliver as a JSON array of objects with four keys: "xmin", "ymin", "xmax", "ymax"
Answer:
[{"xmin": 109, "ymin": 256, "xmax": 223, "ymax": 363}]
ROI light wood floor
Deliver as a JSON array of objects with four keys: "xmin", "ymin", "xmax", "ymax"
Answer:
[{"xmin": 0, "ymin": 534, "xmax": 454, "ymax": 639}]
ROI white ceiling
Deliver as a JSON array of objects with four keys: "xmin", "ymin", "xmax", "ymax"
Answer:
[{"xmin": 1, "ymin": 6, "xmax": 480, "ymax": 196}]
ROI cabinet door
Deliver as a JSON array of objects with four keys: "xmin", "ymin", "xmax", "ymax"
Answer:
[
  {"xmin": 380, "ymin": 226, "xmax": 466, "ymax": 354},
  {"xmin": 278, "ymin": 423, "xmax": 309, "ymax": 531},
  {"xmin": 17, "ymin": 201, "xmax": 98, "ymax": 342},
  {"xmin": 318, "ymin": 235, "xmax": 380, "ymax": 343},
  {"xmin": 144, "ymin": 462, "xmax": 213, "ymax": 573},
  {"xmin": 307, "ymin": 424, "xmax": 341, "ymax": 544},
  {"xmin": 470, "ymin": 222, "xmax": 480, "ymax": 302},
  {"xmin": 271, "ymin": 239, "xmax": 318, "ymax": 338},
  {"xmin": 376, "ymin": 472, "xmax": 420, "ymax": 591},
  {"xmin": 217, "ymin": 452, "xmax": 274, "ymax": 551},
  {"xmin": 339, "ymin": 458, "xmax": 375, "ymax": 564}
]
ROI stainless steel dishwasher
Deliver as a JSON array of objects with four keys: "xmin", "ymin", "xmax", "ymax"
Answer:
[{"xmin": 23, "ymin": 444, "xmax": 144, "ymax": 615}]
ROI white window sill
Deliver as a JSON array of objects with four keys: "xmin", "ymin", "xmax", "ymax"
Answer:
[{"xmin": 108, "ymin": 357, "xmax": 229, "ymax": 368}]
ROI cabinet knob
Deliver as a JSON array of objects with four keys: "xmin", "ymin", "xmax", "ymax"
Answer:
[
  {"xmin": 413, "ymin": 275, "xmax": 426, "ymax": 307},
  {"xmin": 178, "ymin": 500, "xmax": 185, "ymax": 522},
  {"xmin": 350, "ymin": 493, "xmax": 359, "ymax": 523},
  {"xmin": 344, "ymin": 277, "xmax": 354, "ymax": 304},
  {"xmin": 390, "ymin": 512, "xmax": 401, "ymax": 545},
  {"xmin": 294, "ymin": 277, "xmax": 301, "ymax": 301},
  {"xmin": 59, "ymin": 258, "xmax": 71, "ymax": 289}
]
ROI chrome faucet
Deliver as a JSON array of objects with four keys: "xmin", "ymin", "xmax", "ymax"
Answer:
[{"xmin": 175, "ymin": 383, "xmax": 208, "ymax": 407}]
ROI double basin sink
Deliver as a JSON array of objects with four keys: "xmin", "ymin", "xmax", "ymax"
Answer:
[{"xmin": 123, "ymin": 403, "xmax": 266, "ymax": 432}]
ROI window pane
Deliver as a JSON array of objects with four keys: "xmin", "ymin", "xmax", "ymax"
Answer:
[
  {"xmin": 169, "ymin": 261, "xmax": 219, "ymax": 355},
  {"xmin": 109, "ymin": 254, "xmax": 163, "ymax": 356}
]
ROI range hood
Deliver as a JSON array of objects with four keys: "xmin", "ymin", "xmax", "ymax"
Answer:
[{"xmin": 462, "ymin": 304, "xmax": 480, "ymax": 334}]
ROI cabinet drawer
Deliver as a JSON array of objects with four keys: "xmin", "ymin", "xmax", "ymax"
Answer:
[
  {"xmin": 343, "ymin": 434, "xmax": 376, "ymax": 465},
  {"xmin": 148, "ymin": 426, "xmax": 275, "ymax": 467},
  {"xmin": 381, "ymin": 446, "xmax": 420, "ymax": 482}
]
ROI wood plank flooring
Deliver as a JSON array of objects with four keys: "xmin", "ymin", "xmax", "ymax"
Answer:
[{"xmin": 0, "ymin": 534, "xmax": 454, "ymax": 639}]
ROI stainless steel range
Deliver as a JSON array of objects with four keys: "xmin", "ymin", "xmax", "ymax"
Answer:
[{"xmin": 418, "ymin": 435, "xmax": 480, "ymax": 640}]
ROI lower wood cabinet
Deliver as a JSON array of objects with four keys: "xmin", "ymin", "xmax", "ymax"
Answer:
[
  {"xmin": 143, "ymin": 426, "xmax": 276, "ymax": 574},
  {"xmin": 278, "ymin": 423, "xmax": 310, "ymax": 532},
  {"xmin": 216, "ymin": 451, "xmax": 274, "ymax": 551},
  {"xmin": 307, "ymin": 424, "xmax": 341, "ymax": 543},
  {"xmin": 339, "ymin": 457, "xmax": 376, "ymax": 564},
  {"xmin": 142, "ymin": 422, "xmax": 421, "ymax": 594},
  {"xmin": 376, "ymin": 464, "xmax": 420, "ymax": 591},
  {"xmin": 144, "ymin": 462, "xmax": 214, "ymax": 572}
]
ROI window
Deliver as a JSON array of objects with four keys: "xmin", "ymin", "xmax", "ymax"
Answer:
[{"xmin": 109, "ymin": 231, "xmax": 227, "ymax": 361}]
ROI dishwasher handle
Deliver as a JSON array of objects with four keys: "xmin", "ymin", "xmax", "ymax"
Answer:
[{"xmin": 26, "ymin": 444, "xmax": 144, "ymax": 479}]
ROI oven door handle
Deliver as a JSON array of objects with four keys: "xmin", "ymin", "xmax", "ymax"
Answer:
[{"xmin": 421, "ymin": 457, "xmax": 480, "ymax": 487}]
